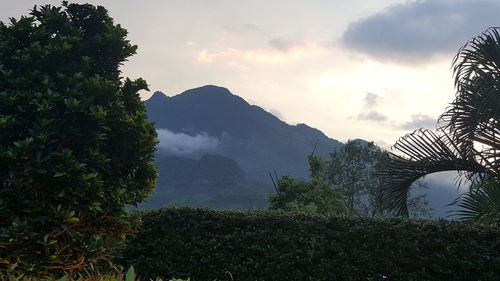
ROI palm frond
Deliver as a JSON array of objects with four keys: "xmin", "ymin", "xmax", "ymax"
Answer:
[
  {"xmin": 381, "ymin": 28, "xmax": 500, "ymax": 220},
  {"xmin": 440, "ymin": 28, "xmax": 500, "ymax": 160},
  {"xmin": 449, "ymin": 181, "xmax": 500, "ymax": 225},
  {"xmin": 380, "ymin": 129, "xmax": 488, "ymax": 216}
]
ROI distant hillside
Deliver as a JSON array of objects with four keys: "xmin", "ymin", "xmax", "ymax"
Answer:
[
  {"xmin": 141, "ymin": 154, "xmax": 273, "ymax": 209},
  {"xmin": 146, "ymin": 85, "xmax": 343, "ymax": 181}
]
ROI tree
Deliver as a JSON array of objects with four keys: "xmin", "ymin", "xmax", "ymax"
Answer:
[
  {"xmin": 325, "ymin": 140, "xmax": 430, "ymax": 218},
  {"xmin": 269, "ymin": 141, "xmax": 431, "ymax": 218},
  {"xmin": 0, "ymin": 2, "xmax": 157, "ymax": 274},
  {"xmin": 268, "ymin": 156, "xmax": 348, "ymax": 216},
  {"xmin": 380, "ymin": 28, "xmax": 500, "ymax": 224},
  {"xmin": 327, "ymin": 140, "xmax": 379, "ymax": 214},
  {"xmin": 268, "ymin": 175, "xmax": 348, "ymax": 216}
]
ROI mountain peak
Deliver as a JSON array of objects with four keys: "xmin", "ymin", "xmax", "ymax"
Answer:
[
  {"xmin": 149, "ymin": 91, "xmax": 169, "ymax": 101},
  {"xmin": 146, "ymin": 85, "xmax": 344, "ymax": 180},
  {"xmin": 181, "ymin": 85, "xmax": 233, "ymax": 97}
]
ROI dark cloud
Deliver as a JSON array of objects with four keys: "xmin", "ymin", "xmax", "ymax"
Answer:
[
  {"xmin": 268, "ymin": 37, "xmax": 304, "ymax": 52},
  {"xmin": 357, "ymin": 110, "xmax": 387, "ymax": 122},
  {"xmin": 400, "ymin": 114, "xmax": 436, "ymax": 130},
  {"xmin": 342, "ymin": 0, "xmax": 500, "ymax": 61}
]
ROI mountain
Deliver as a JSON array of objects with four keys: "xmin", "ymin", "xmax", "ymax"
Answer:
[
  {"xmin": 142, "ymin": 154, "xmax": 273, "ymax": 210},
  {"xmin": 142, "ymin": 85, "xmax": 456, "ymax": 217},
  {"xmin": 146, "ymin": 85, "xmax": 343, "ymax": 181}
]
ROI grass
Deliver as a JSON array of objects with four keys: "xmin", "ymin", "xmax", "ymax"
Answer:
[{"xmin": 0, "ymin": 266, "xmax": 189, "ymax": 281}]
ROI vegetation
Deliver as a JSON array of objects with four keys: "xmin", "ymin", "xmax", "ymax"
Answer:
[
  {"xmin": 270, "ymin": 141, "xmax": 430, "ymax": 218},
  {"xmin": 0, "ymin": 265, "xmax": 179, "ymax": 281},
  {"xmin": 0, "ymin": 2, "xmax": 157, "ymax": 275},
  {"xmin": 120, "ymin": 207, "xmax": 500, "ymax": 281},
  {"xmin": 380, "ymin": 28, "xmax": 500, "ymax": 224},
  {"xmin": 268, "ymin": 175, "xmax": 348, "ymax": 215},
  {"xmin": 2, "ymin": 1, "xmax": 499, "ymax": 280},
  {"xmin": 327, "ymin": 140, "xmax": 430, "ymax": 217}
]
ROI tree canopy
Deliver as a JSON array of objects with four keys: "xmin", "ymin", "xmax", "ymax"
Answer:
[
  {"xmin": 0, "ymin": 2, "xmax": 157, "ymax": 274},
  {"xmin": 269, "ymin": 141, "xmax": 430, "ymax": 218},
  {"xmin": 268, "ymin": 175, "xmax": 348, "ymax": 216}
]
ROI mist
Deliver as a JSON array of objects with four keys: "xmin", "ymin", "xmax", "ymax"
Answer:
[{"xmin": 156, "ymin": 129, "xmax": 220, "ymax": 155}]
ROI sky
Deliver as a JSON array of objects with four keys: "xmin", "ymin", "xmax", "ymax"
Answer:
[{"xmin": 2, "ymin": 0, "xmax": 500, "ymax": 148}]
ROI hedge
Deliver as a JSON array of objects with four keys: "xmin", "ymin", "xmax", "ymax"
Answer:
[{"xmin": 120, "ymin": 207, "xmax": 500, "ymax": 281}]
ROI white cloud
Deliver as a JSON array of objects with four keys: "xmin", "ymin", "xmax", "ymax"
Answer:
[
  {"xmin": 196, "ymin": 41, "xmax": 324, "ymax": 65},
  {"xmin": 156, "ymin": 129, "xmax": 220, "ymax": 155}
]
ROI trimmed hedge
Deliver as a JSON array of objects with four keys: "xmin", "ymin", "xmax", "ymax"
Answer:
[{"xmin": 120, "ymin": 207, "xmax": 500, "ymax": 281}]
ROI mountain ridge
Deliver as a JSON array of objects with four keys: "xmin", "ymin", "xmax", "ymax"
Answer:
[{"xmin": 145, "ymin": 85, "xmax": 343, "ymax": 180}]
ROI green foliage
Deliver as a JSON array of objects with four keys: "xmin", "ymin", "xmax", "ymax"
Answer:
[
  {"xmin": 326, "ymin": 140, "xmax": 430, "ymax": 217},
  {"xmin": 121, "ymin": 207, "xmax": 500, "ymax": 281},
  {"xmin": 450, "ymin": 181, "xmax": 500, "ymax": 225},
  {"xmin": 327, "ymin": 140, "xmax": 381, "ymax": 212},
  {"xmin": 268, "ymin": 176, "xmax": 348, "ymax": 216},
  {"xmin": 276, "ymin": 141, "xmax": 430, "ymax": 218},
  {"xmin": 0, "ymin": 2, "xmax": 157, "ymax": 274}
]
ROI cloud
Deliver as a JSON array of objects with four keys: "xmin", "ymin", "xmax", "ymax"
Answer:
[
  {"xmin": 357, "ymin": 110, "xmax": 387, "ymax": 122},
  {"xmin": 269, "ymin": 108, "xmax": 284, "ymax": 120},
  {"xmin": 356, "ymin": 92, "xmax": 386, "ymax": 122},
  {"xmin": 196, "ymin": 41, "xmax": 323, "ymax": 65},
  {"xmin": 342, "ymin": 0, "xmax": 500, "ymax": 62},
  {"xmin": 362, "ymin": 92, "xmax": 379, "ymax": 108},
  {"xmin": 268, "ymin": 37, "xmax": 302, "ymax": 52},
  {"xmin": 400, "ymin": 113, "xmax": 436, "ymax": 130},
  {"xmin": 156, "ymin": 129, "xmax": 220, "ymax": 154}
]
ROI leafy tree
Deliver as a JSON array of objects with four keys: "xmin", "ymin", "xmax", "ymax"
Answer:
[
  {"xmin": 270, "ymin": 141, "xmax": 430, "ymax": 218},
  {"xmin": 269, "ymin": 156, "xmax": 348, "ymax": 216},
  {"xmin": 325, "ymin": 140, "xmax": 431, "ymax": 218},
  {"xmin": 0, "ymin": 2, "xmax": 157, "ymax": 274},
  {"xmin": 268, "ymin": 175, "xmax": 348, "ymax": 216},
  {"xmin": 326, "ymin": 140, "xmax": 379, "ymax": 213},
  {"xmin": 380, "ymin": 28, "xmax": 500, "ymax": 223}
]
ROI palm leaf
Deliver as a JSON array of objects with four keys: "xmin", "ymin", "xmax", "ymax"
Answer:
[
  {"xmin": 380, "ymin": 129, "xmax": 488, "ymax": 216},
  {"xmin": 449, "ymin": 181, "xmax": 500, "ymax": 225},
  {"xmin": 441, "ymin": 28, "xmax": 500, "ymax": 161},
  {"xmin": 382, "ymin": 28, "xmax": 500, "ymax": 218}
]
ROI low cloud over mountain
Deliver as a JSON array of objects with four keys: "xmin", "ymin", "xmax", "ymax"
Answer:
[{"xmin": 157, "ymin": 129, "xmax": 219, "ymax": 155}]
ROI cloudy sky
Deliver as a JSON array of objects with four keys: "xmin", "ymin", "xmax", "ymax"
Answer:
[{"xmin": 2, "ymin": 0, "xmax": 499, "ymax": 148}]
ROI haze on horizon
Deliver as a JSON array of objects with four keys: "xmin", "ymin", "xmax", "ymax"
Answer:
[{"xmin": 2, "ymin": 0, "xmax": 499, "ymax": 149}]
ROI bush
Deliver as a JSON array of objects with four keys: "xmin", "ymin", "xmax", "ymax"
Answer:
[
  {"xmin": 121, "ymin": 207, "xmax": 500, "ymax": 281},
  {"xmin": 0, "ymin": 2, "xmax": 157, "ymax": 274}
]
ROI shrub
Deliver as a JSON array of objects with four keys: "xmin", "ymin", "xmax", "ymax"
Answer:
[
  {"xmin": 0, "ymin": 2, "xmax": 157, "ymax": 274},
  {"xmin": 121, "ymin": 207, "xmax": 500, "ymax": 281}
]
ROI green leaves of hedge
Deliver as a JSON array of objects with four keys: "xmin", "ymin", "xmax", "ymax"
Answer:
[{"xmin": 121, "ymin": 208, "xmax": 500, "ymax": 281}]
